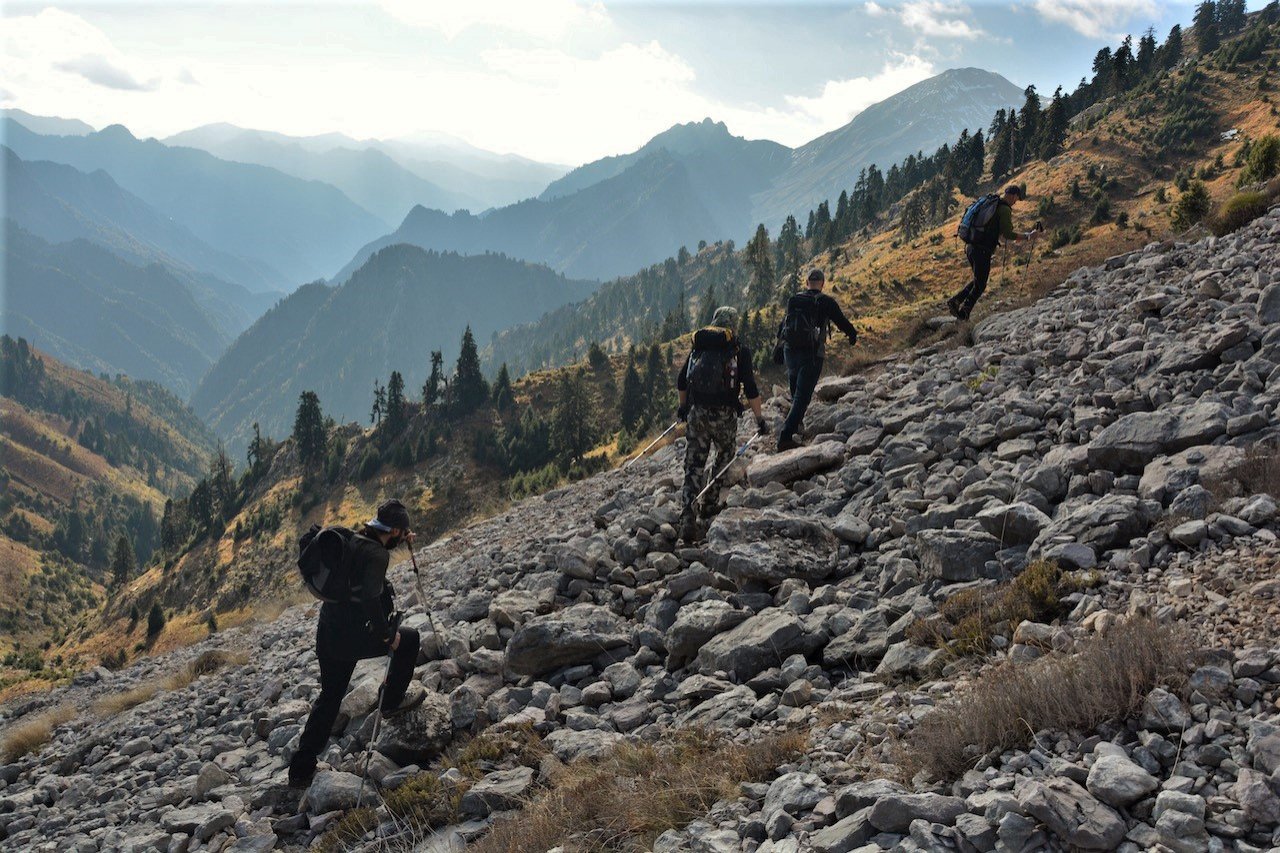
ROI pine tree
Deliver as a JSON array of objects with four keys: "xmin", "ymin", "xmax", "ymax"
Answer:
[
  {"xmin": 492, "ymin": 363, "xmax": 515, "ymax": 410},
  {"xmin": 745, "ymin": 224, "xmax": 775, "ymax": 308},
  {"xmin": 370, "ymin": 379, "xmax": 385, "ymax": 425},
  {"xmin": 587, "ymin": 342, "xmax": 609, "ymax": 371},
  {"xmin": 110, "ymin": 534, "xmax": 134, "ymax": 588},
  {"xmin": 1137, "ymin": 27, "xmax": 1157, "ymax": 73},
  {"xmin": 619, "ymin": 350, "xmax": 645, "ymax": 432},
  {"xmin": 147, "ymin": 603, "xmax": 166, "ymax": 639},
  {"xmin": 1111, "ymin": 36, "xmax": 1134, "ymax": 95},
  {"xmin": 1163, "ymin": 24, "xmax": 1184, "ymax": 69},
  {"xmin": 160, "ymin": 499, "xmax": 179, "ymax": 554},
  {"xmin": 385, "ymin": 371, "xmax": 407, "ymax": 432},
  {"xmin": 210, "ymin": 446, "xmax": 234, "ymax": 520},
  {"xmin": 1194, "ymin": 0, "xmax": 1219, "ymax": 53},
  {"xmin": 1092, "ymin": 47, "xmax": 1114, "ymax": 92},
  {"xmin": 992, "ymin": 112, "xmax": 1018, "ymax": 181},
  {"xmin": 1218, "ymin": 0, "xmax": 1246, "ymax": 34},
  {"xmin": 1018, "ymin": 85, "xmax": 1042, "ymax": 164},
  {"xmin": 423, "ymin": 350, "xmax": 444, "ymax": 404},
  {"xmin": 293, "ymin": 390, "xmax": 326, "ymax": 466},
  {"xmin": 452, "ymin": 327, "xmax": 490, "ymax": 415},
  {"xmin": 642, "ymin": 343, "xmax": 671, "ymax": 423},
  {"xmin": 1039, "ymin": 87, "xmax": 1070, "ymax": 160},
  {"xmin": 551, "ymin": 370, "xmax": 596, "ymax": 464}
]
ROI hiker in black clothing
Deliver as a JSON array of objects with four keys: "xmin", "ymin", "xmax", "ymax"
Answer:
[
  {"xmin": 676, "ymin": 306, "xmax": 767, "ymax": 542},
  {"xmin": 288, "ymin": 499, "xmax": 426, "ymax": 788},
  {"xmin": 947, "ymin": 185, "xmax": 1039, "ymax": 320},
  {"xmin": 777, "ymin": 269, "xmax": 858, "ymax": 451}
]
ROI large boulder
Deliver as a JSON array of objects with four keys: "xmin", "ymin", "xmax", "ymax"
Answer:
[
  {"xmin": 747, "ymin": 440, "xmax": 845, "ymax": 486},
  {"xmin": 916, "ymin": 529, "xmax": 1002, "ymax": 582},
  {"xmin": 822, "ymin": 610, "xmax": 891, "ymax": 669},
  {"xmin": 505, "ymin": 603, "xmax": 632, "ymax": 676},
  {"xmin": 1016, "ymin": 777, "xmax": 1125, "ymax": 850},
  {"xmin": 375, "ymin": 692, "xmax": 453, "ymax": 766},
  {"xmin": 1086, "ymin": 754, "xmax": 1159, "ymax": 807},
  {"xmin": 1139, "ymin": 445, "xmax": 1248, "ymax": 504},
  {"xmin": 1032, "ymin": 494, "xmax": 1154, "ymax": 557},
  {"xmin": 1086, "ymin": 404, "xmax": 1228, "ymax": 473},
  {"xmin": 705, "ymin": 508, "xmax": 838, "ymax": 585},
  {"xmin": 695, "ymin": 608, "xmax": 821, "ymax": 681},
  {"xmin": 866, "ymin": 792, "xmax": 966, "ymax": 832},
  {"xmin": 976, "ymin": 502, "xmax": 1052, "ymax": 546},
  {"xmin": 460, "ymin": 766, "xmax": 534, "ymax": 816},
  {"xmin": 665, "ymin": 601, "xmax": 750, "ymax": 669},
  {"xmin": 304, "ymin": 771, "xmax": 365, "ymax": 814}
]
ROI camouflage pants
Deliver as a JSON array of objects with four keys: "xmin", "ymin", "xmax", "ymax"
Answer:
[{"xmin": 680, "ymin": 405, "xmax": 740, "ymax": 525}]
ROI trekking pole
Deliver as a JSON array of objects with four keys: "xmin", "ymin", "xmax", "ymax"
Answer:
[
  {"xmin": 695, "ymin": 433, "xmax": 760, "ymax": 504},
  {"xmin": 406, "ymin": 547, "xmax": 439, "ymax": 651},
  {"xmin": 624, "ymin": 421, "xmax": 680, "ymax": 468},
  {"xmin": 356, "ymin": 610, "xmax": 402, "ymax": 809}
]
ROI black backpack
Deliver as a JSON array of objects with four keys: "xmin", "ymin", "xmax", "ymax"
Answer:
[
  {"xmin": 957, "ymin": 194, "xmax": 1001, "ymax": 245},
  {"xmin": 297, "ymin": 525, "xmax": 356, "ymax": 602},
  {"xmin": 686, "ymin": 327, "xmax": 739, "ymax": 404},
  {"xmin": 781, "ymin": 292, "xmax": 824, "ymax": 351}
]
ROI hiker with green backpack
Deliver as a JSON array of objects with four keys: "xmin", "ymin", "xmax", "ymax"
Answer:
[
  {"xmin": 947, "ymin": 184, "xmax": 1040, "ymax": 320},
  {"xmin": 776, "ymin": 268, "xmax": 859, "ymax": 451},
  {"xmin": 288, "ymin": 499, "xmax": 426, "ymax": 789},
  {"xmin": 676, "ymin": 306, "xmax": 767, "ymax": 543}
]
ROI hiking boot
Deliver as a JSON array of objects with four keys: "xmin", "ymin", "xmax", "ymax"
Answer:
[
  {"xmin": 381, "ymin": 683, "xmax": 427, "ymax": 718},
  {"xmin": 777, "ymin": 434, "xmax": 801, "ymax": 452},
  {"xmin": 287, "ymin": 764, "xmax": 316, "ymax": 790},
  {"xmin": 678, "ymin": 519, "xmax": 699, "ymax": 544},
  {"xmin": 946, "ymin": 296, "xmax": 964, "ymax": 319}
]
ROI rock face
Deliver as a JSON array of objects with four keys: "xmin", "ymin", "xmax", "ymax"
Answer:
[{"xmin": 5, "ymin": 209, "xmax": 1280, "ymax": 853}]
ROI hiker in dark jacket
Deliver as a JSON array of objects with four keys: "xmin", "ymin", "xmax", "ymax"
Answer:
[
  {"xmin": 288, "ymin": 499, "xmax": 425, "ymax": 788},
  {"xmin": 676, "ymin": 306, "xmax": 767, "ymax": 542},
  {"xmin": 947, "ymin": 185, "xmax": 1039, "ymax": 320},
  {"xmin": 777, "ymin": 269, "xmax": 858, "ymax": 451}
]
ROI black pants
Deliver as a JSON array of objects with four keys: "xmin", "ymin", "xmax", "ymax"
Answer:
[
  {"xmin": 952, "ymin": 244, "xmax": 994, "ymax": 312},
  {"xmin": 289, "ymin": 626, "xmax": 419, "ymax": 778},
  {"xmin": 781, "ymin": 349, "xmax": 823, "ymax": 441}
]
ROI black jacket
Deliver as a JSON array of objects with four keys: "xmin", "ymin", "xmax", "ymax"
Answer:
[
  {"xmin": 317, "ymin": 532, "xmax": 395, "ymax": 661},
  {"xmin": 781, "ymin": 290, "xmax": 857, "ymax": 359}
]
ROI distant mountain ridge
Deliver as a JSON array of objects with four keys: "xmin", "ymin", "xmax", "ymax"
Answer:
[
  {"xmin": 751, "ymin": 68, "xmax": 1025, "ymax": 227},
  {"xmin": 192, "ymin": 245, "xmax": 597, "ymax": 453},
  {"xmin": 2, "ymin": 119, "xmax": 388, "ymax": 287}
]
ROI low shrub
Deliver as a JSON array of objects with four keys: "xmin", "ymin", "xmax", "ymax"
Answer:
[
  {"xmin": 1171, "ymin": 180, "xmax": 1211, "ymax": 231},
  {"xmin": 902, "ymin": 617, "xmax": 1187, "ymax": 781},
  {"xmin": 314, "ymin": 807, "xmax": 377, "ymax": 853},
  {"xmin": 1210, "ymin": 190, "xmax": 1270, "ymax": 236}
]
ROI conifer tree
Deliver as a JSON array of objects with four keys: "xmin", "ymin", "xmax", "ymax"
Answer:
[
  {"xmin": 551, "ymin": 370, "xmax": 596, "ymax": 463},
  {"xmin": 1039, "ymin": 87, "xmax": 1070, "ymax": 160},
  {"xmin": 293, "ymin": 390, "xmax": 326, "ymax": 467},
  {"xmin": 385, "ymin": 371, "xmax": 407, "ymax": 432},
  {"xmin": 1194, "ymin": 0, "xmax": 1219, "ymax": 53},
  {"xmin": 698, "ymin": 281, "xmax": 718, "ymax": 327},
  {"xmin": 620, "ymin": 350, "xmax": 645, "ymax": 432},
  {"xmin": 1137, "ymin": 27, "xmax": 1157, "ymax": 73},
  {"xmin": 423, "ymin": 350, "xmax": 444, "ymax": 404},
  {"xmin": 370, "ymin": 380, "xmax": 385, "ymax": 425},
  {"xmin": 147, "ymin": 603, "xmax": 166, "ymax": 639},
  {"xmin": 1111, "ymin": 36, "xmax": 1134, "ymax": 95},
  {"xmin": 1018, "ymin": 85, "xmax": 1042, "ymax": 163},
  {"xmin": 1163, "ymin": 24, "xmax": 1184, "ymax": 69},
  {"xmin": 745, "ymin": 224, "xmax": 775, "ymax": 307},
  {"xmin": 492, "ymin": 363, "xmax": 515, "ymax": 411},
  {"xmin": 111, "ymin": 534, "xmax": 134, "ymax": 588},
  {"xmin": 452, "ymin": 327, "xmax": 490, "ymax": 415}
]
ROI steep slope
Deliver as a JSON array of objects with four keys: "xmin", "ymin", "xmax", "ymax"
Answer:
[
  {"xmin": 339, "ymin": 148, "xmax": 745, "ymax": 283},
  {"xmin": 0, "ymin": 336, "xmax": 215, "ymax": 690},
  {"xmin": 160, "ymin": 127, "xmax": 480, "ymax": 223},
  {"xmin": 2, "ymin": 120, "xmax": 388, "ymax": 286},
  {"xmin": 752, "ymin": 68, "xmax": 1026, "ymax": 227},
  {"xmin": 7, "ymin": 207, "xmax": 1280, "ymax": 853},
  {"xmin": 4, "ymin": 147, "xmax": 280, "ymax": 325},
  {"xmin": 2, "ymin": 226, "xmax": 234, "ymax": 397},
  {"xmin": 192, "ymin": 246, "xmax": 596, "ymax": 453}
]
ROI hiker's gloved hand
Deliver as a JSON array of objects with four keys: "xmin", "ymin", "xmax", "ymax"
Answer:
[
  {"xmin": 846, "ymin": 330, "xmax": 858, "ymax": 347},
  {"xmin": 677, "ymin": 404, "xmax": 689, "ymax": 422},
  {"xmin": 756, "ymin": 417, "xmax": 769, "ymax": 437}
]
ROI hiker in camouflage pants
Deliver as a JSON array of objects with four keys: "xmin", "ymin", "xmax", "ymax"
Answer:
[
  {"xmin": 676, "ymin": 306, "xmax": 768, "ymax": 542},
  {"xmin": 680, "ymin": 405, "xmax": 741, "ymax": 530}
]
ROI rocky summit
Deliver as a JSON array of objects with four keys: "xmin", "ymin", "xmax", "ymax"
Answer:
[{"xmin": 5, "ymin": 207, "xmax": 1280, "ymax": 851}]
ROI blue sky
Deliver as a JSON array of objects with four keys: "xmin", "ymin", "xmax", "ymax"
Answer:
[{"xmin": 0, "ymin": 1, "xmax": 1234, "ymax": 165}]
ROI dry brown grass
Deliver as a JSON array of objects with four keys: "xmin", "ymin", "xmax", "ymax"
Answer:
[
  {"xmin": 907, "ymin": 560, "xmax": 1076, "ymax": 656},
  {"xmin": 314, "ymin": 806, "xmax": 378, "ymax": 853},
  {"xmin": 471, "ymin": 729, "xmax": 807, "ymax": 853},
  {"xmin": 92, "ymin": 681, "xmax": 161, "ymax": 717},
  {"xmin": 163, "ymin": 648, "xmax": 250, "ymax": 691},
  {"xmin": 1237, "ymin": 443, "xmax": 1280, "ymax": 500},
  {"xmin": 1, "ymin": 704, "xmax": 75, "ymax": 762},
  {"xmin": 902, "ymin": 617, "xmax": 1187, "ymax": 781}
]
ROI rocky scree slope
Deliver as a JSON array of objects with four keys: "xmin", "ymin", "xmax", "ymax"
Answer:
[{"xmin": 6, "ymin": 209, "xmax": 1280, "ymax": 850}]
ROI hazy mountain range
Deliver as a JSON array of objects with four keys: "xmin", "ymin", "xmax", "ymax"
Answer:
[{"xmin": 190, "ymin": 246, "xmax": 596, "ymax": 453}]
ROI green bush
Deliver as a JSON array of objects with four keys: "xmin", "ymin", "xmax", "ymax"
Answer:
[
  {"xmin": 1240, "ymin": 134, "xmax": 1280, "ymax": 186},
  {"xmin": 1171, "ymin": 180, "xmax": 1212, "ymax": 230},
  {"xmin": 1210, "ymin": 191, "xmax": 1270, "ymax": 236},
  {"xmin": 146, "ymin": 603, "xmax": 165, "ymax": 639},
  {"xmin": 1090, "ymin": 197, "xmax": 1112, "ymax": 225}
]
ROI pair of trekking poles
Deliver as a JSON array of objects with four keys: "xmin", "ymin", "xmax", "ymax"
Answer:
[
  {"xmin": 356, "ymin": 546, "xmax": 438, "ymax": 809},
  {"xmin": 624, "ymin": 419, "xmax": 761, "ymax": 503}
]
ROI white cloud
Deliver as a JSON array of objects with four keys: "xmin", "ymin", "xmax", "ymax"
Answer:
[
  {"xmin": 1032, "ymin": 0, "xmax": 1156, "ymax": 39},
  {"xmin": 378, "ymin": 0, "xmax": 608, "ymax": 40},
  {"xmin": 865, "ymin": 2, "xmax": 888, "ymax": 17},
  {"xmin": 1, "ymin": 8, "xmax": 168, "ymax": 95},
  {"xmin": 777, "ymin": 54, "xmax": 936, "ymax": 133},
  {"xmin": 899, "ymin": 0, "xmax": 984, "ymax": 39}
]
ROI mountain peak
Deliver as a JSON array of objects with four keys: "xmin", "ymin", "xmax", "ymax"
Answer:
[{"xmin": 97, "ymin": 124, "xmax": 137, "ymax": 142}]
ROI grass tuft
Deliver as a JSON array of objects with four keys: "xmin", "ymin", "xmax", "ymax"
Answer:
[
  {"xmin": 471, "ymin": 729, "xmax": 806, "ymax": 853},
  {"xmin": 1, "ymin": 704, "xmax": 76, "ymax": 762},
  {"xmin": 902, "ymin": 617, "xmax": 1186, "ymax": 781},
  {"xmin": 314, "ymin": 806, "xmax": 378, "ymax": 853},
  {"xmin": 163, "ymin": 648, "xmax": 250, "ymax": 691},
  {"xmin": 92, "ymin": 682, "xmax": 161, "ymax": 718}
]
